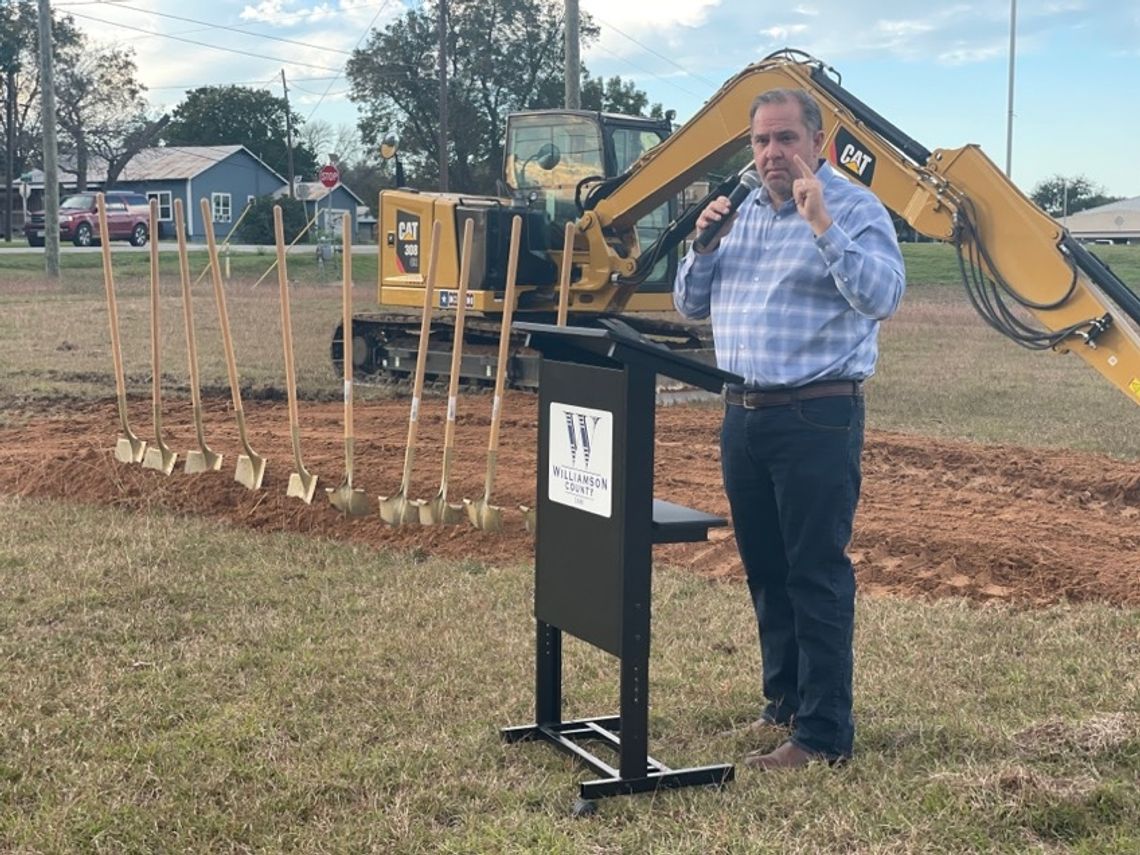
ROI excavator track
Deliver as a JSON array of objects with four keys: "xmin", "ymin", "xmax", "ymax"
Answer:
[{"xmin": 330, "ymin": 312, "xmax": 715, "ymax": 396}]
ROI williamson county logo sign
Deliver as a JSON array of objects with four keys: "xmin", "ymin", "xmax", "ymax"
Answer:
[{"xmin": 548, "ymin": 402, "xmax": 613, "ymax": 518}]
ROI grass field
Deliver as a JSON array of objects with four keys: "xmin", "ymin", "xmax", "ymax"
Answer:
[{"xmin": 1, "ymin": 243, "xmax": 1138, "ymax": 851}]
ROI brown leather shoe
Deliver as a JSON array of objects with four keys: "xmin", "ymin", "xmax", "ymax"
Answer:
[
  {"xmin": 742, "ymin": 739, "xmax": 836, "ymax": 771},
  {"xmin": 716, "ymin": 714, "xmax": 792, "ymax": 739}
]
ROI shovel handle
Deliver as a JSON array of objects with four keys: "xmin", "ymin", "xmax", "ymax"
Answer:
[
  {"xmin": 274, "ymin": 205, "xmax": 302, "ymax": 432},
  {"xmin": 97, "ymin": 194, "xmax": 127, "ymax": 403},
  {"xmin": 148, "ymin": 199, "xmax": 163, "ymax": 430},
  {"xmin": 487, "ymin": 215, "xmax": 522, "ymax": 453},
  {"xmin": 201, "ymin": 198, "xmax": 244, "ymax": 413},
  {"xmin": 556, "ymin": 221, "xmax": 575, "ymax": 327},
  {"xmin": 399, "ymin": 222, "xmax": 443, "ymax": 488},
  {"xmin": 174, "ymin": 201, "xmax": 199, "ymax": 389},
  {"xmin": 440, "ymin": 219, "xmax": 475, "ymax": 454},
  {"xmin": 341, "ymin": 219, "xmax": 355, "ymax": 441}
]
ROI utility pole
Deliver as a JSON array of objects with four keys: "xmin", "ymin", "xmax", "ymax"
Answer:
[
  {"xmin": 37, "ymin": 0, "xmax": 59, "ymax": 276},
  {"xmin": 281, "ymin": 69, "xmax": 295, "ymax": 198},
  {"xmin": 5, "ymin": 72, "xmax": 14, "ymax": 243},
  {"xmin": 565, "ymin": 0, "xmax": 580, "ymax": 109},
  {"xmin": 437, "ymin": 0, "xmax": 449, "ymax": 192},
  {"xmin": 1005, "ymin": 0, "xmax": 1017, "ymax": 178}
]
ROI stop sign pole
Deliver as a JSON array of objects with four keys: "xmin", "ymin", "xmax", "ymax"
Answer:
[{"xmin": 318, "ymin": 164, "xmax": 340, "ymax": 240}]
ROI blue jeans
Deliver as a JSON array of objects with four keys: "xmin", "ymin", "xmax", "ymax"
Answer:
[{"xmin": 720, "ymin": 393, "xmax": 864, "ymax": 759}]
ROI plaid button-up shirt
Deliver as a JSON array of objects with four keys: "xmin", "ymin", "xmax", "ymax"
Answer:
[{"xmin": 674, "ymin": 161, "xmax": 905, "ymax": 389}]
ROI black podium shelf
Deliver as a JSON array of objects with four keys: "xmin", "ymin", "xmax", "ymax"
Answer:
[{"xmin": 652, "ymin": 499, "xmax": 726, "ymax": 544}]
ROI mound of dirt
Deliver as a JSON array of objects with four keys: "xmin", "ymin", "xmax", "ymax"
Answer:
[{"xmin": 2, "ymin": 393, "xmax": 1138, "ymax": 607}]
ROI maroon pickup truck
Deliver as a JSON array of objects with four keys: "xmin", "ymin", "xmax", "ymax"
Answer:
[{"xmin": 24, "ymin": 191, "xmax": 151, "ymax": 247}]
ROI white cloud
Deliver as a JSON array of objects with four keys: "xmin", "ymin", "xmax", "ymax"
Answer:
[{"xmin": 758, "ymin": 24, "xmax": 809, "ymax": 42}]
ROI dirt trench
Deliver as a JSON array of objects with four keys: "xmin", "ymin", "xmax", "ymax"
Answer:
[{"xmin": 2, "ymin": 393, "xmax": 1138, "ymax": 607}]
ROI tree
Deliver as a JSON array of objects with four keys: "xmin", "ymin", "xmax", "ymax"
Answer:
[
  {"xmin": 53, "ymin": 44, "xmax": 166, "ymax": 190},
  {"xmin": 300, "ymin": 120, "xmax": 364, "ymax": 168},
  {"xmin": 234, "ymin": 195, "xmax": 309, "ymax": 245},
  {"xmin": 1, "ymin": 0, "xmax": 79, "ymax": 233},
  {"xmin": 165, "ymin": 86, "xmax": 317, "ymax": 181},
  {"xmin": 346, "ymin": 0, "xmax": 657, "ymax": 194},
  {"xmin": 1, "ymin": 3, "xmax": 160, "ymax": 206},
  {"xmin": 581, "ymin": 75, "xmax": 663, "ymax": 117},
  {"xmin": 1030, "ymin": 174, "xmax": 1122, "ymax": 218}
]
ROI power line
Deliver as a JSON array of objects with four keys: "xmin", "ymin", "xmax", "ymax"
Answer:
[
  {"xmin": 145, "ymin": 76, "xmax": 342, "ymax": 92},
  {"xmin": 76, "ymin": 5, "xmax": 354, "ymax": 56},
  {"xmin": 65, "ymin": 10, "xmax": 346, "ymax": 73},
  {"xmin": 304, "ymin": 1, "xmax": 393, "ymax": 124},
  {"xmin": 588, "ymin": 13, "xmax": 719, "ymax": 90},
  {"xmin": 585, "ymin": 39, "xmax": 707, "ymax": 101}
]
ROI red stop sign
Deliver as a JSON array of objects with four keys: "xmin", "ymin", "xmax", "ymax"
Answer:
[{"xmin": 319, "ymin": 164, "xmax": 340, "ymax": 188}]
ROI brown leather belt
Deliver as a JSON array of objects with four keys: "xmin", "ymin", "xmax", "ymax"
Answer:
[{"xmin": 724, "ymin": 380, "xmax": 863, "ymax": 409}]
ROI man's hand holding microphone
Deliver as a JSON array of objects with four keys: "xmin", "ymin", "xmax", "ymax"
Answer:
[{"xmin": 693, "ymin": 169, "xmax": 761, "ymax": 254}]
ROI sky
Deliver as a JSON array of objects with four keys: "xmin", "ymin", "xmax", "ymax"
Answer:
[{"xmin": 55, "ymin": 0, "xmax": 1140, "ymax": 198}]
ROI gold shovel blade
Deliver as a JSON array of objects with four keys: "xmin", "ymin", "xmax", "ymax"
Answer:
[
  {"xmin": 184, "ymin": 449, "xmax": 223, "ymax": 474},
  {"xmin": 235, "ymin": 453, "xmax": 266, "ymax": 491},
  {"xmin": 286, "ymin": 470, "xmax": 318, "ymax": 504},
  {"xmin": 142, "ymin": 445, "xmax": 178, "ymax": 475},
  {"xmin": 417, "ymin": 494, "xmax": 465, "ymax": 526},
  {"xmin": 464, "ymin": 497, "xmax": 504, "ymax": 532},
  {"xmin": 378, "ymin": 490, "xmax": 412, "ymax": 526},
  {"xmin": 115, "ymin": 435, "xmax": 147, "ymax": 464},
  {"xmin": 328, "ymin": 484, "xmax": 372, "ymax": 516}
]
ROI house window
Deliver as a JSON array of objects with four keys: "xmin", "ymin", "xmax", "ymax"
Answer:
[
  {"xmin": 146, "ymin": 191, "xmax": 172, "ymax": 221},
  {"xmin": 211, "ymin": 192, "xmax": 232, "ymax": 223}
]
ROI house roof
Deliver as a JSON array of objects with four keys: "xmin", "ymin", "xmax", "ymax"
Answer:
[
  {"xmin": 275, "ymin": 181, "xmax": 365, "ymax": 206},
  {"xmin": 1062, "ymin": 195, "xmax": 1140, "ymax": 237},
  {"xmin": 56, "ymin": 145, "xmax": 287, "ymax": 184}
]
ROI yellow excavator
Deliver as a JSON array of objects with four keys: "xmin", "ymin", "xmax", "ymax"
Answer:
[{"xmin": 335, "ymin": 48, "xmax": 1140, "ymax": 407}]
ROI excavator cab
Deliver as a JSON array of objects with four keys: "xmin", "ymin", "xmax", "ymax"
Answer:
[{"xmin": 503, "ymin": 110, "xmax": 677, "ymax": 289}]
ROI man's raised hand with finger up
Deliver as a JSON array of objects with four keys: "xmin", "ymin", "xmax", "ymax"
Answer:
[{"xmin": 791, "ymin": 153, "xmax": 833, "ymax": 236}]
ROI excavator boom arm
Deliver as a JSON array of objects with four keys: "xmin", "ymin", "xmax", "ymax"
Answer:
[{"xmin": 578, "ymin": 51, "xmax": 1140, "ymax": 406}]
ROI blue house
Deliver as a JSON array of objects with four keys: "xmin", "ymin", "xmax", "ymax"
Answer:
[
  {"xmin": 70, "ymin": 145, "xmax": 287, "ymax": 242},
  {"xmin": 274, "ymin": 181, "xmax": 364, "ymax": 243}
]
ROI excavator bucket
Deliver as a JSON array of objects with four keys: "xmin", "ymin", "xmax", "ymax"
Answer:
[{"xmin": 379, "ymin": 222, "xmax": 442, "ymax": 526}]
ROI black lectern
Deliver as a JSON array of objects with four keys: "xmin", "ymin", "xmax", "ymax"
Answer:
[{"xmin": 501, "ymin": 320, "xmax": 743, "ymax": 806}]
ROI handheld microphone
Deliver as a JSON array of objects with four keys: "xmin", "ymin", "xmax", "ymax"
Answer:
[{"xmin": 693, "ymin": 169, "xmax": 761, "ymax": 252}]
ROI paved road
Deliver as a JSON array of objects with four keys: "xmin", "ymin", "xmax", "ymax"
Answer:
[{"xmin": 0, "ymin": 242, "xmax": 379, "ymax": 255}]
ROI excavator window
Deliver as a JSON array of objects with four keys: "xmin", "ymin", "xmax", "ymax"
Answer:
[
  {"xmin": 607, "ymin": 123, "xmax": 675, "ymax": 287},
  {"xmin": 505, "ymin": 114, "xmax": 607, "ymax": 251}
]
